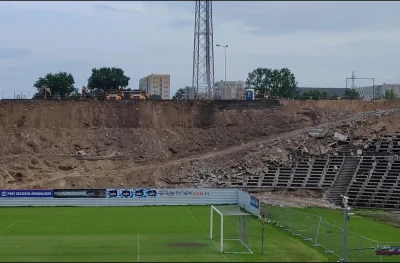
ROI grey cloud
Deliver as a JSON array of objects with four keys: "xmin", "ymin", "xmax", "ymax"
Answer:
[
  {"xmin": 0, "ymin": 48, "xmax": 31, "ymax": 59},
  {"xmin": 213, "ymin": 2, "xmax": 400, "ymax": 36},
  {"xmin": 168, "ymin": 18, "xmax": 193, "ymax": 30},
  {"xmin": 93, "ymin": 4, "xmax": 134, "ymax": 13},
  {"xmin": 0, "ymin": 6, "xmax": 84, "ymax": 28}
]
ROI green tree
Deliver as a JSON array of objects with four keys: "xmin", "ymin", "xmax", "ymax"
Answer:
[
  {"xmin": 33, "ymin": 72, "xmax": 76, "ymax": 98},
  {"xmin": 245, "ymin": 67, "xmax": 298, "ymax": 98},
  {"xmin": 344, "ymin": 88, "xmax": 360, "ymax": 100},
  {"xmin": 87, "ymin": 67, "xmax": 130, "ymax": 92},
  {"xmin": 384, "ymin": 88, "xmax": 397, "ymax": 100},
  {"xmin": 172, "ymin": 88, "xmax": 186, "ymax": 100},
  {"xmin": 299, "ymin": 90, "xmax": 328, "ymax": 100}
]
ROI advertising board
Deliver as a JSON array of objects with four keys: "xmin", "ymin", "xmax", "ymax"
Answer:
[
  {"xmin": 0, "ymin": 190, "xmax": 53, "ymax": 198},
  {"xmin": 106, "ymin": 188, "xmax": 159, "ymax": 198},
  {"xmin": 250, "ymin": 195, "xmax": 260, "ymax": 209}
]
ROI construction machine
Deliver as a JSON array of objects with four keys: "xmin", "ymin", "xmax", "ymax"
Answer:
[
  {"xmin": 41, "ymin": 85, "xmax": 51, "ymax": 99},
  {"xmin": 105, "ymin": 89, "xmax": 124, "ymax": 100},
  {"xmin": 129, "ymin": 90, "xmax": 149, "ymax": 100},
  {"xmin": 81, "ymin": 86, "xmax": 89, "ymax": 99},
  {"xmin": 140, "ymin": 90, "xmax": 149, "ymax": 100}
]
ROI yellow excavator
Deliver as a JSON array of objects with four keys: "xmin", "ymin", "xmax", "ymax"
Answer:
[
  {"xmin": 129, "ymin": 90, "xmax": 148, "ymax": 100},
  {"xmin": 104, "ymin": 89, "xmax": 148, "ymax": 100},
  {"xmin": 105, "ymin": 89, "xmax": 124, "ymax": 100}
]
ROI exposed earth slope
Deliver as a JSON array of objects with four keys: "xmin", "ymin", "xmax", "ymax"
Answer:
[{"xmin": 0, "ymin": 99, "xmax": 399, "ymax": 190}]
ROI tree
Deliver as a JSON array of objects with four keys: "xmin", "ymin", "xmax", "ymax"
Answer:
[
  {"xmin": 245, "ymin": 67, "xmax": 298, "ymax": 98},
  {"xmin": 299, "ymin": 90, "xmax": 328, "ymax": 100},
  {"xmin": 384, "ymin": 88, "xmax": 397, "ymax": 100},
  {"xmin": 87, "ymin": 67, "xmax": 130, "ymax": 92},
  {"xmin": 33, "ymin": 72, "xmax": 76, "ymax": 98},
  {"xmin": 172, "ymin": 88, "xmax": 186, "ymax": 100},
  {"xmin": 344, "ymin": 88, "xmax": 360, "ymax": 100}
]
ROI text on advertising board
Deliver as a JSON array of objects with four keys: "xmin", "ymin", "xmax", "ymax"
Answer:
[
  {"xmin": 53, "ymin": 189, "xmax": 87, "ymax": 198},
  {"xmin": 158, "ymin": 190, "xmax": 210, "ymax": 197},
  {"xmin": 250, "ymin": 195, "xmax": 260, "ymax": 209},
  {"xmin": 0, "ymin": 190, "xmax": 53, "ymax": 198}
]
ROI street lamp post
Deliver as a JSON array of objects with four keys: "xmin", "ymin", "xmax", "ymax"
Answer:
[{"xmin": 216, "ymin": 44, "xmax": 228, "ymax": 81}]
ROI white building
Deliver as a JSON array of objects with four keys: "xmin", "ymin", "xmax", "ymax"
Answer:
[
  {"xmin": 139, "ymin": 74, "xmax": 171, "ymax": 99},
  {"xmin": 214, "ymin": 80, "xmax": 246, "ymax": 100}
]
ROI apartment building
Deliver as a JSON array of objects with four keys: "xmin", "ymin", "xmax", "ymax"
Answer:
[
  {"xmin": 139, "ymin": 74, "xmax": 171, "ymax": 99},
  {"xmin": 214, "ymin": 80, "xmax": 246, "ymax": 100}
]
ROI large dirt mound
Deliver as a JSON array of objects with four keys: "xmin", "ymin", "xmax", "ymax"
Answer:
[{"xmin": 0, "ymin": 99, "xmax": 399, "ymax": 190}]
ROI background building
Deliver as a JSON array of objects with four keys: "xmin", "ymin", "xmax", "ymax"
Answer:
[
  {"xmin": 214, "ymin": 80, "xmax": 246, "ymax": 100},
  {"xmin": 139, "ymin": 74, "xmax": 170, "ymax": 99},
  {"xmin": 360, "ymin": 83, "xmax": 400, "ymax": 100}
]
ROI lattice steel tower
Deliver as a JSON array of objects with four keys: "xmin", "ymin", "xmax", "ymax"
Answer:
[
  {"xmin": 351, "ymin": 71, "xmax": 356, "ymax": 89},
  {"xmin": 192, "ymin": 1, "xmax": 215, "ymax": 100}
]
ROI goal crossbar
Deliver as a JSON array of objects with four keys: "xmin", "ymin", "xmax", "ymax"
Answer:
[{"xmin": 210, "ymin": 205, "xmax": 253, "ymax": 254}]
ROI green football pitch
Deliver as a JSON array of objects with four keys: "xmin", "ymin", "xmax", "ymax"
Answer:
[
  {"xmin": 0, "ymin": 205, "xmax": 327, "ymax": 262},
  {"xmin": 0, "ymin": 206, "xmax": 398, "ymax": 262}
]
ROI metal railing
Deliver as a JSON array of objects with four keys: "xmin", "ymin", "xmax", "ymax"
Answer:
[{"xmin": 261, "ymin": 203, "xmax": 398, "ymax": 262}]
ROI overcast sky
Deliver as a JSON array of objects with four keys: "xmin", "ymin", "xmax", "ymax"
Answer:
[{"xmin": 1, "ymin": 1, "xmax": 400, "ymax": 98}]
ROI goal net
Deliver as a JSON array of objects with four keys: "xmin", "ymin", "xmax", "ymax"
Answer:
[{"xmin": 210, "ymin": 205, "xmax": 253, "ymax": 254}]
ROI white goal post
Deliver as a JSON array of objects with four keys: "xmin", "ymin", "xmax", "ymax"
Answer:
[{"xmin": 210, "ymin": 205, "xmax": 253, "ymax": 254}]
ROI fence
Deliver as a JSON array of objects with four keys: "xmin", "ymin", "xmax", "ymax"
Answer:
[{"xmin": 260, "ymin": 203, "xmax": 400, "ymax": 262}]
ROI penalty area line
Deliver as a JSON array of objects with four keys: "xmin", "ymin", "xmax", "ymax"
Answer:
[
  {"xmin": 0, "ymin": 221, "xmax": 18, "ymax": 234},
  {"xmin": 185, "ymin": 207, "xmax": 228, "ymax": 262}
]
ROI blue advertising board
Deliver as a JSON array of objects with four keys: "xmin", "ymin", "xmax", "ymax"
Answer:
[
  {"xmin": 0, "ymin": 190, "xmax": 53, "ymax": 198},
  {"xmin": 250, "ymin": 195, "xmax": 260, "ymax": 209},
  {"xmin": 106, "ymin": 188, "xmax": 159, "ymax": 198}
]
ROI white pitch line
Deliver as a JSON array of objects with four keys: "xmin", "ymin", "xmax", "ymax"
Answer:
[
  {"xmin": 185, "ymin": 208, "xmax": 228, "ymax": 262},
  {"xmin": 0, "ymin": 221, "xmax": 18, "ymax": 234},
  {"xmin": 137, "ymin": 233, "xmax": 140, "ymax": 262}
]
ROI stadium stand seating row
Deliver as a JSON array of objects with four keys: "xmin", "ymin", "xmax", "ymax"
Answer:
[
  {"xmin": 232, "ymin": 149, "xmax": 400, "ymax": 209},
  {"xmin": 346, "ymin": 156, "xmax": 400, "ymax": 209},
  {"xmin": 231, "ymin": 155, "xmax": 345, "ymax": 189}
]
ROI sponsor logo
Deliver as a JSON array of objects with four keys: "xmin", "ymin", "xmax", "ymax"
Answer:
[
  {"xmin": 376, "ymin": 247, "xmax": 400, "ymax": 256},
  {"xmin": 108, "ymin": 190, "xmax": 118, "ymax": 197},
  {"xmin": 134, "ymin": 189, "xmax": 144, "ymax": 197},
  {"xmin": 250, "ymin": 196, "xmax": 260, "ymax": 209},
  {"xmin": 158, "ymin": 190, "xmax": 210, "ymax": 197},
  {"xmin": 147, "ymin": 189, "xmax": 157, "ymax": 197},
  {"xmin": 54, "ymin": 190, "xmax": 86, "ymax": 197},
  {"xmin": 122, "ymin": 190, "xmax": 131, "ymax": 198},
  {"xmin": 0, "ymin": 190, "xmax": 53, "ymax": 197}
]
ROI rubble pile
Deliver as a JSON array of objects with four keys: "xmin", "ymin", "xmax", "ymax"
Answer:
[
  {"xmin": 169, "ymin": 109, "xmax": 400, "ymax": 188},
  {"xmin": 242, "ymin": 109, "xmax": 399, "ymax": 167}
]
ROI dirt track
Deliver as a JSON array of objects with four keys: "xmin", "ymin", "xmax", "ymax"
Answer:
[{"xmin": 0, "ymin": 99, "xmax": 399, "ymax": 190}]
